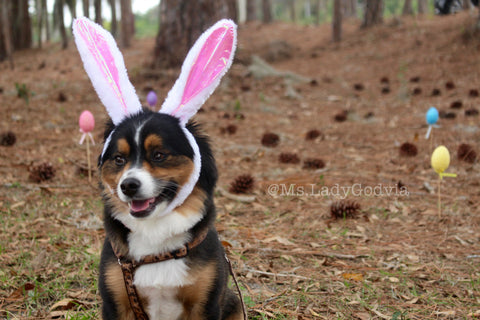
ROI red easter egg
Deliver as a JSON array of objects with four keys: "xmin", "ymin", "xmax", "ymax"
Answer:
[{"xmin": 79, "ymin": 110, "xmax": 95, "ymax": 133}]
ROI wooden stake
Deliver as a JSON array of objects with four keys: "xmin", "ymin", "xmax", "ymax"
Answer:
[
  {"xmin": 430, "ymin": 130, "xmax": 433, "ymax": 153},
  {"xmin": 86, "ymin": 137, "xmax": 92, "ymax": 183},
  {"xmin": 437, "ymin": 177, "xmax": 441, "ymax": 217}
]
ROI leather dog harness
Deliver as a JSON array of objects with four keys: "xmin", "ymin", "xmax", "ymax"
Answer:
[
  {"xmin": 110, "ymin": 228, "xmax": 209, "ymax": 320},
  {"xmin": 110, "ymin": 228, "xmax": 247, "ymax": 320}
]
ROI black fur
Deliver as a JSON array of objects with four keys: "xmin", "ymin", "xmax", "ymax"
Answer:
[{"xmin": 97, "ymin": 109, "xmax": 241, "ymax": 319}]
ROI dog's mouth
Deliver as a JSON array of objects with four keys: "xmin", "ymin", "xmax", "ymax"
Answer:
[
  {"xmin": 128, "ymin": 195, "xmax": 164, "ymax": 218},
  {"xmin": 127, "ymin": 185, "xmax": 178, "ymax": 218}
]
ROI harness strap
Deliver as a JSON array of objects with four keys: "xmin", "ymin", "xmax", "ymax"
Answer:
[
  {"xmin": 225, "ymin": 254, "xmax": 248, "ymax": 320},
  {"xmin": 110, "ymin": 228, "xmax": 209, "ymax": 320}
]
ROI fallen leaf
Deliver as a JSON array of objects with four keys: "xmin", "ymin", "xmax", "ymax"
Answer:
[
  {"xmin": 221, "ymin": 240, "xmax": 233, "ymax": 248},
  {"xmin": 407, "ymin": 297, "xmax": 419, "ymax": 304},
  {"xmin": 6, "ymin": 283, "xmax": 35, "ymax": 301},
  {"xmin": 434, "ymin": 310, "xmax": 456, "ymax": 316},
  {"xmin": 407, "ymin": 254, "xmax": 420, "ymax": 263},
  {"xmin": 342, "ymin": 272, "xmax": 364, "ymax": 281},
  {"xmin": 309, "ymin": 242, "xmax": 321, "ymax": 248},
  {"xmin": 355, "ymin": 312, "xmax": 371, "ymax": 320},
  {"xmin": 262, "ymin": 236, "xmax": 294, "ymax": 246},
  {"xmin": 49, "ymin": 298, "xmax": 81, "ymax": 311},
  {"xmin": 389, "ymin": 277, "xmax": 400, "ymax": 283},
  {"xmin": 467, "ymin": 310, "xmax": 480, "ymax": 317},
  {"xmin": 10, "ymin": 201, "xmax": 25, "ymax": 209}
]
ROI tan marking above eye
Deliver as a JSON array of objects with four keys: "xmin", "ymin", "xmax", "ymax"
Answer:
[
  {"xmin": 117, "ymin": 138, "xmax": 130, "ymax": 156},
  {"xmin": 142, "ymin": 157, "xmax": 194, "ymax": 186},
  {"xmin": 144, "ymin": 134, "xmax": 163, "ymax": 152}
]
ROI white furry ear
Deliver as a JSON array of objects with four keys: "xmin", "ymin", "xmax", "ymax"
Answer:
[
  {"xmin": 73, "ymin": 17, "xmax": 142, "ymax": 125},
  {"xmin": 160, "ymin": 19, "xmax": 237, "ymax": 126}
]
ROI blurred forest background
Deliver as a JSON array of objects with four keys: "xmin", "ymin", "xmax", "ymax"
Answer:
[{"xmin": 2, "ymin": 0, "xmax": 478, "ymax": 68}]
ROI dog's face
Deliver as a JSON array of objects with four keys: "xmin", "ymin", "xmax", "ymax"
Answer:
[{"xmin": 100, "ymin": 111, "xmax": 196, "ymax": 219}]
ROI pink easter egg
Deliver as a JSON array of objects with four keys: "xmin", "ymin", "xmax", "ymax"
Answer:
[{"xmin": 79, "ymin": 110, "xmax": 95, "ymax": 133}]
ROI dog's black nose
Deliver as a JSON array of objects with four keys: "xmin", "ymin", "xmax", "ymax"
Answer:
[{"xmin": 120, "ymin": 178, "xmax": 141, "ymax": 197}]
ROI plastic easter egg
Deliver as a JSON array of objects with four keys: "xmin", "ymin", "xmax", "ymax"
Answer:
[
  {"xmin": 79, "ymin": 110, "xmax": 95, "ymax": 133},
  {"xmin": 426, "ymin": 107, "xmax": 439, "ymax": 125},
  {"xmin": 431, "ymin": 145, "xmax": 450, "ymax": 174},
  {"xmin": 146, "ymin": 91, "xmax": 158, "ymax": 107}
]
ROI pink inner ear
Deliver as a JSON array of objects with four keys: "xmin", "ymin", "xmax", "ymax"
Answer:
[
  {"xmin": 77, "ymin": 20, "xmax": 127, "ymax": 115},
  {"xmin": 179, "ymin": 25, "xmax": 234, "ymax": 109}
]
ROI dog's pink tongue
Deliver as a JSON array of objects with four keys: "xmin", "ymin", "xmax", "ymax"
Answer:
[{"xmin": 130, "ymin": 198, "xmax": 154, "ymax": 212}]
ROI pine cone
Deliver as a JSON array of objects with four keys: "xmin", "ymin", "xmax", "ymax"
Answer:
[
  {"xmin": 469, "ymin": 89, "xmax": 479, "ymax": 97},
  {"xmin": 399, "ymin": 142, "xmax": 418, "ymax": 157},
  {"xmin": 261, "ymin": 132, "xmax": 280, "ymax": 147},
  {"xmin": 412, "ymin": 87, "xmax": 422, "ymax": 95},
  {"xmin": 410, "ymin": 76, "xmax": 420, "ymax": 83},
  {"xmin": 229, "ymin": 174, "xmax": 255, "ymax": 194},
  {"xmin": 465, "ymin": 108, "xmax": 479, "ymax": 117},
  {"xmin": 457, "ymin": 143, "xmax": 477, "ymax": 163},
  {"xmin": 303, "ymin": 158, "xmax": 325, "ymax": 170},
  {"xmin": 226, "ymin": 124, "xmax": 237, "ymax": 135},
  {"xmin": 439, "ymin": 111, "xmax": 456, "ymax": 119},
  {"xmin": 334, "ymin": 110, "xmax": 348, "ymax": 122},
  {"xmin": 279, "ymin": 152, "xmax": 300, "ymax": 164},
  {"xmin": 450, "ymin": 100, "xmax": 462, "ymax": 109},
  {"xmin": 29, "ymin": 162, "xmax": 56, "ymax": 183},
  {"xmin": 330, "ymin": 200, "xmax": 361, "ymax": 219},
  {"xmin": 445, "ymin": 81, "xmax": 455, "ymax": 90},
  {"xmin": 353, "ymin": 83, "xmax": 364, "ymax": 91},
  {"xmin": 0, "ymin": 131, "xmax": 16, "ymax": 146},
  {"xmin": 305, "ymin": 129, "xmax": 322, "ymax": 141}
]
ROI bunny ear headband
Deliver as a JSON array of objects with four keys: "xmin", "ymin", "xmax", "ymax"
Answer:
[{"xmin": 73, "ymin": 17, "xmax": 237, "ymax": 214}]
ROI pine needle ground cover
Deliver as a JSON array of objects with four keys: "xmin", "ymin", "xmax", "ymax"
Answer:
[{"xmin": 1, "ymin": 13, "xmax": 480, "ymax": 319}]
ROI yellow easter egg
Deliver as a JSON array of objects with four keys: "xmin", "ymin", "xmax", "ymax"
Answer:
[{"xmin": 431, "ymin": 145, "xmax": 450, "ymax": 174}]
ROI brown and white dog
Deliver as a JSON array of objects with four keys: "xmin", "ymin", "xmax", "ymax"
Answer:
[{"xmin": 73, "ymin": 17, "xmax": 242, "ymax": 319}]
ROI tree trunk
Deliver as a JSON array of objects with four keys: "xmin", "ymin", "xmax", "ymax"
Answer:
[
  {"xmin": 42, "ymin": 0, "xmax": 50, "ymax": 41},
  {"xmin": 227, "ymin": 0, "xmax": 238, "ymax": 22},
  {"xmin": 343, "ymin": 0, "xmax": 357, "ymax": 17},
  {"xmin": 289, "ymin": 0, "xmax": 296, "ymax": 22},
  {"xmin": 463, "ymin": 0, "xmax": 471, "ymax": 9},
  {"xmin": 246, "ymin": 0, "xmax": 257, "ymax": 21},
  {"xmin": 12, "ymin": 0, "xmax": 32, "ymax": 50},
  {"xmin": 333, "ymin": 0, "xmax": 342, "ymax": 42},
  {"xmin": 417, "ymin": 0, "xmax": 428, "ymax": 14},
  {"xmin": 312, "ymin": 0, "xmax": 320, "ymax": 25},
  {"xmin": 477, "ymin": 5, "xmax": 480, "ymax": 30},
  {"xmin": 120, "ymin": 0, "xmax": 134, "ymax": 47},
  {"xmin": 66, "ymin": 0, "xmax": 77, "ymax": 19},
  {"xmin": 153, "ymin": 0, "xmax": 237, "ymax": 68},
  {"xmin": 362, "ymin": 0, "xmax": 383, "ymax": 28},
  {"xmin": 56, "ymin": 0, "xmax": 68, "ymax": 49},
  {"xmin": 402, "ymin": 0, "xmax": 414, "ymax": 15},
  {"xmin": 304, "ymin": 0, "xmax": 312, "ymax": 19},
  {"xmin": 262, "ymin": 0, "xmax": 272, "ymax": 23},
  {"xmin": 0, "ymin": 0, "xmax": 14, "ymax": 67},
  {"xmin": 82, "ymin": 0, "xmax": 90, "ymax": 18},
  {"xmin": 109, "ymin": 0, "xmax": 118, "ymax": 38},
  {"xmin": 36, "ymin": 0, "xmax": 43, "ymax": 48},
  {"xmin": 94, "ymin": 0, "xmax": 102, "ymax": 25}
]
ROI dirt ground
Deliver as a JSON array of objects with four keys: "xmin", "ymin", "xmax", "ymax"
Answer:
[{"xmin": 1, "ymin": 11, "xmax": 480, "ymax": 320}]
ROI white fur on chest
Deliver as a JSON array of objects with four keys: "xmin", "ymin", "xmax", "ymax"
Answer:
[
  {"xmin": 116, "ymin": 209, "xmax": 202, "ymax": 319},
  {"xmin": 141, "ymin": 286, "xmax": 183, "ymax": 320}
]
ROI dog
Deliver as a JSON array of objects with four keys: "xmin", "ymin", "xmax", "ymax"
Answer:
[{"xmin": 73, "ymin": 17, "xmax": 243, "ymax": 320}]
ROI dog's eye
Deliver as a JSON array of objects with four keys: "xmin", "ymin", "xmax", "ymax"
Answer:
[
  {"xmin": 152, "ymin": 151, "xmax": 166, "ymax": 162},
  {"xmin": 114, "ymin": 155, "xmax": 126, "ymax": 166}
]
